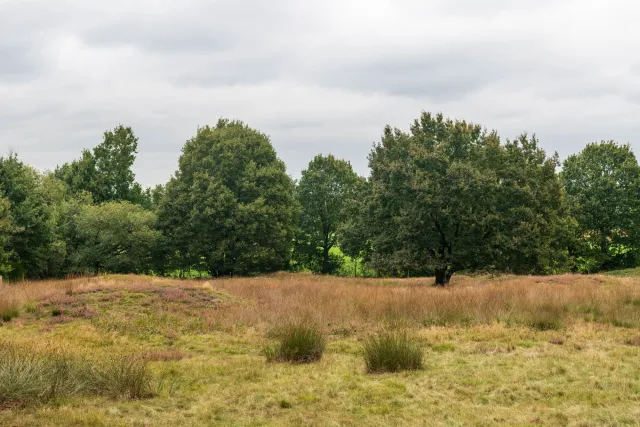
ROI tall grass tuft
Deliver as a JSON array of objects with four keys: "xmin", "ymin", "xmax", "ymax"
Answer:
[
  {"xmin": 363, "ymin": 330, "xmax": 424, "ymax": 373},
  {"xmin": 522, "ymin": 305, "xmax": 565, "ymax": 331},
  {"xmin": 265, "ymin": 323, "xmax": 326, "ymax": 364},
  {"xmin": 0, "ymin": 344, "xmax": 50, "ymax": 405},
  {"xmin": 0, "ymin": 299, "xmax": 20, "ymax": 322},
  {"xmin": 0, "ymin": 341, "xmax": 154, "ymax": 406},
  {"xmin": 0, "ymin": 343, "xmax": 85, "ymax": 406},
  {"xmin": 85, "ymin": 354, "xmax": 153, "ymax": 399}
]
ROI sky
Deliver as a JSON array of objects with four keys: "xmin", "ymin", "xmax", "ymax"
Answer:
[{"xmin": 1, "ymin": 0, "xmax": 640, "ymax": 187}]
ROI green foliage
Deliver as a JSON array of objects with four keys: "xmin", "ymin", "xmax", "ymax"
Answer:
[
  {"xmin": 363, "ymin": 330, "xmax": 424, "ymax": 373},
  {"xmin": 366, "ymin": 112, "xmax": 571, "ymax": 284},
  {"xmin": 265, "ymin": 323, "xmax": 326, "ymax": 363},
  {"xmin": 159, "ymin": 119, "xmax": 297, "ymax": 276},
  {"xmin": 562, "ymin": 141, "xmax": 640, "ymax": 272},
  {"xmin": 56, "ymin": 125, "xmax": 148, "ymax": 205},
  {"xmin": 0, "ymin": 197, "xmax": 17, "ymax": 273},
  {"xmin": 0, "ymin": 154, "xmax": 56, "ymax": 279},
  {"xmin": 72, "ymin": 201, "xmax": 160, "ymax": 274},
  {"xmin": 293, "ymin": 155, "xmax": 361, "ymax": 274},
  {"xmin": 2, "ymin": 115, "xmax": 639, "ymax": 282},
  {"xmin": 338, "ymin": 178, "xmax": 372, "ymax": 268}
]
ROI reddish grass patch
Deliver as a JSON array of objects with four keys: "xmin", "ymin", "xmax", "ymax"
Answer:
[
  {"xmin": 141, "ymin": 349, "xmax": 189, "ymax": 362},
  {"xmin": 624, "ymin": 336, "xmax": 640, "ymax": 346}
]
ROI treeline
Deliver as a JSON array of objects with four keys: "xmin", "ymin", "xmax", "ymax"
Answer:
[{"xmin": 1, "ymin": 113, "xmax": 639, "ymax": 285}]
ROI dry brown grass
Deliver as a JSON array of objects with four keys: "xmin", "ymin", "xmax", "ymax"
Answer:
[
  {"xmin": 202, "ymin": 272, "xmax": 640, "ymax": 331},
  {"xmin": 1, "ymin": 272, "xmax": 639, "ymax": 332},
  {"xmin": 0, "ymin": 273, "xmax": 639, "ymax": 426}
]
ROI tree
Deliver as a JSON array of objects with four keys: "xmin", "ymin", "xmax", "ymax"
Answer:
[
  {"xmin": 562, "ymin": 141, "xmax": 640, "ymax": 271},
  {"xmin": 0, "ymin": 154, "xmax": 55, "ymax": 279},
  {"xmin": 158, "ymin": 119, "xmax": 298, "ymax": 276},
  {"xmin": 338, "ymin": 177, "xmax": 372, "ymax": 275},
  {"xmin": 0, "ymin": 197, "xmax": 17, "ymax": 274},
  {"xmin": 72, "ymin": 201, "xmax": 160, "ymax": 274},
  {"xmin": 483, "ymin": 134, "xmax": 573, "ymax": 274},
  {"xmin": 294, "ymin": 154, "xmax": 360, "ymax": 274},
  {"xmin": 367, "ymin": 112, "xmax": 570, "ymax": 285},
  {"xmin": 56, "ymin": 125, "xmax": 146, "ymax": 205}
]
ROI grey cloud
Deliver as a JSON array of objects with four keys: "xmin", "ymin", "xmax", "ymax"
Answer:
[
  {"xmin": 2, "ymin": 0, "xmax": 640, "ymax": 188},
  {"xmin": 312, "ymin": 42, "xmax": 553, "ymax": 101},
  {"xmin": 317, "ymin": 55, "xmax": 499, "ymax": 101},
  {"xmin": 78, "ymin": 1, "xmax": 297, "ymax": 53},
  {"xmin": 0, "ymin": 42, "xmax": 41, "ymax": 82},
  {"xmin": 168, "ymin": 54, "xmax": 285, "ymax": 88}
]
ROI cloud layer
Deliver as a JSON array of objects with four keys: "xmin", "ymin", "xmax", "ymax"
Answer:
[{"xmin": 2, "ymin": 0, "xmax": 640, "ymax": 186}]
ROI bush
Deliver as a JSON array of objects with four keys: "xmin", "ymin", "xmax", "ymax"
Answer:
[
  {"xmin": 265, "ymin": 323, "xmax": 326, "ymax": 363},
  {"xmin": 363, "ymin": 330, "xmax": 424, "ymax": 373}
]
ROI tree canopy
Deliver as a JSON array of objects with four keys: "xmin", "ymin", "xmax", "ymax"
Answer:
[
  {"xmin": 159, "ymin": 119, "xmax": 298, "ymax": 276},
  {"xmin": 72, "ymin": 201, "xmax": 160, "ymax": 274},
  {"xmin": 1, "ymin": 114, "xmax": 638, "ymax": 283},
  {"xmin": 294, "ymin": 154, "xmax": 360, "ymax": 274},
  {"xmin": 56, "ymin": 125, "xmax": 147, "ymax": 205},
  {"xmin": 366, "ymin": 112, "xmax": 570, "ymax": 285},
  {"xmin": 563, "ymin": 141, "xmax": 640, "ymax": 272}
]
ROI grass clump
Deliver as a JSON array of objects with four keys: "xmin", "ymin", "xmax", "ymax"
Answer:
[
  {"xmin": 0, "ymin": 341, "xmax": 154, "ymax": 407},
  {"xmin": 0, "ymin": 300, "xmax": 20, "ymax": 322},
  {"xmin": 523, "ymin": 305, "xmax": 565, "ymax": 331},
  {"xmin": 265, "ymin": 323, "xmax": 326, "ymax": 364},
  {"xmin": 86, "ymin": 354, "xmax": 153, "ymax": 399},
  {"xmin": 0, "ymin": 343, "xmax": 83, "ymax": 406},
  {"xmin": 363, "ymin": 330, "xmax": 424, "ymax": 373}
]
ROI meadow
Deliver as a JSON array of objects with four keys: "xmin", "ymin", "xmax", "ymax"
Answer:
[{"xmin": 0, "ymin": 272, "xmax": 639, "ymax": 426}]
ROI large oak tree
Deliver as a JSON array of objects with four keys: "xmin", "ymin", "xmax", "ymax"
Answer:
[
  {"xmin": 159, "ymin": 119, "xmax": 297, "ymax": 276},
  {"xmin": 367, "ymin": 112, "xmax": 570, "ymax": 285}
]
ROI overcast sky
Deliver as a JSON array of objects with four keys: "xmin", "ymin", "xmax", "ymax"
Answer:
[{"xmin": 1, "ymin": 0, "xmax": 639, "ymax": 187}]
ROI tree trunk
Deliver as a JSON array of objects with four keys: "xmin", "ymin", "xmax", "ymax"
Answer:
[
  {"xmin": 434, "ymin": 267, "xmax": 453, "ymax": 286},
  {"xmin": 322, "ymin": 245, "xmax": 330, "ymax": 275}
]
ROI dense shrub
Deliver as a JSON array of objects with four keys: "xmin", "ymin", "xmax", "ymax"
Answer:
[
  {"xmin": 265, "ymin": 323, "xmax": 326, "ymax": 363},
  {"xmin": 363, "ymin": 330, "xmax": 423, "ymax": 373}
]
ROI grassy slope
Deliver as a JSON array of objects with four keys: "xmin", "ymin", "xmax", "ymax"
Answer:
[{"xmin": 0, "ymin": 273, "xmax": 638, "ymax": 426}]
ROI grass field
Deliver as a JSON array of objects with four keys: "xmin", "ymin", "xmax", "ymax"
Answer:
[{"xmin": 0, "ymin": 273, "xmax": 639, "ymax": 426}]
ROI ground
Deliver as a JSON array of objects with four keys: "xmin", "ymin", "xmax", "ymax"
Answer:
[{"xmin": 0, "ymin": 273, "xmax": 639, "ymax": 426}]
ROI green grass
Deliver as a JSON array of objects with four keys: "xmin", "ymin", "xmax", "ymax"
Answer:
[
  {"xmin": 265, "ymin": 323, "xmax": 326, "ymax": 363},
  {"xmin": 606, "ymin": 267, "xmax": 640, "ymax": 277},
  {"xmin": 362, "ymin": 330, "xmax": 424, "ymax": 373},
  {"xmin": 0, "ymin": 342, "xmax": 153, "ymax": 407}
]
